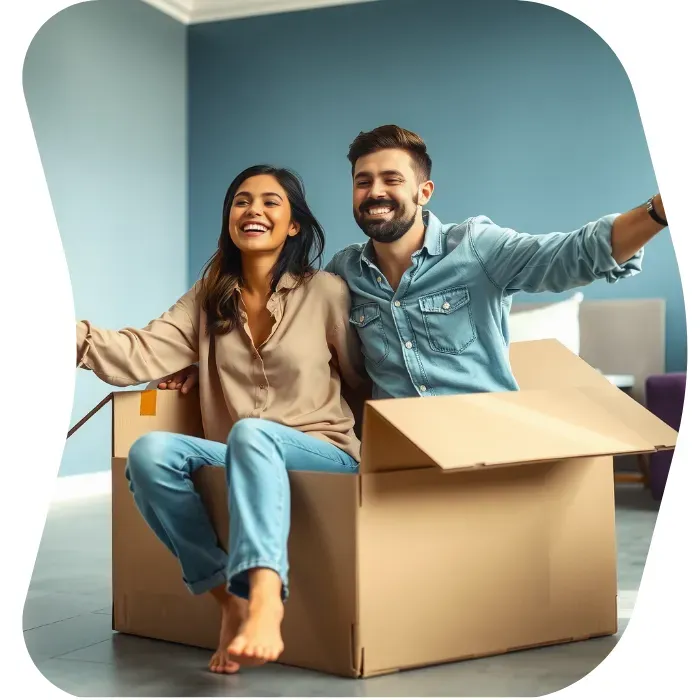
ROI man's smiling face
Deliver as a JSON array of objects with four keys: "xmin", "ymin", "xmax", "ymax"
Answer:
[{"xmin": 352, "ymin": 148, "xmax": 423, "ymax": 243}]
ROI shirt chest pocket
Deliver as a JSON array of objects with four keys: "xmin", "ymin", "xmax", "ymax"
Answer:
[
  {"xmin": 349, "ymin": 302, "xmax": 389, "ymax": 366},
  {"xmin": 418, "ymin": 286, "xmax": 477, "ymax": 354}
]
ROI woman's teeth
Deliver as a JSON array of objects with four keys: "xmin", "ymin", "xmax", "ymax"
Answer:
[{"xmin": 242, "ymin": 223, "xmax": 269, "ymax": 232}]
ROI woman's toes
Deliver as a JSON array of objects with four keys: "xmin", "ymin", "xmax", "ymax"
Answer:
[{"xmin": 229, "ymin": 635, "xmax": 245, "ymax": 656}]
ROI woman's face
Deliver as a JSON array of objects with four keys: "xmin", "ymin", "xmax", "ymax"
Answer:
[{"xmin": 228, "ymin": 174, "xmax": 299, "ymax": 254}]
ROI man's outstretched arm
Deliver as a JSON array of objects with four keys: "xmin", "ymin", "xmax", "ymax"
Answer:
[{"xmin": 470, "ymin": 193, "xmax": 667, "ymax": 294}]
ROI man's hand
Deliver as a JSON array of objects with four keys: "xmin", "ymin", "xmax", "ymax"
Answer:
[
  {"xmin": 157, "ymin": 365, "xmax": 200, "ymax": 394},
  {"xmin": 611, "ymin": 193, "xmax": 667, "ymax": 264}
]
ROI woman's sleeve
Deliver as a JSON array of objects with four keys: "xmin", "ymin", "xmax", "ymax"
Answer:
[{"xmin": 76, "ymin": 285, "xmax": 201, "ymax": 387}]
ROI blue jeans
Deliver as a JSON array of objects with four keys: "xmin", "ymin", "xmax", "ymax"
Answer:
[{"xmin": 125, "ymin": 418, "xmax": 358, "ymax": 600}]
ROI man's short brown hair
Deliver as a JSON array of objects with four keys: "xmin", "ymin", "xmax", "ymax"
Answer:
[{"xmin": 347, "ymin": 125, "xmax": 432, "ymax": 182}]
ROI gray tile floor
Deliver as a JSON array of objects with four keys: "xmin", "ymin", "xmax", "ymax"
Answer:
[{"xmin": 24, "ymin": 483, "xmax": 658, "ymax": 697}]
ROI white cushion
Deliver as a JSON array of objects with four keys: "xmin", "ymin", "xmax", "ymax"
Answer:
[{"xmin": 509, "ymin": 292, "xmax": 584, "ymax": 355}]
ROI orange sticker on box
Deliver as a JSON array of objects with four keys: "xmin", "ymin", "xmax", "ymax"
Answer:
[{"xmin": 140, "ymin": 390, "xmax": 157, "ymax": 416}]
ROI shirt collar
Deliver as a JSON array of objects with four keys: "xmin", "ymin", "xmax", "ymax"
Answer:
[
  {"xmin": 231, "ymin": 271, "xmax": 298, "ymax": 294},
  {"xmin": 420, "ymin": 210, "xmax": 443, "ymax": 256},
  {"xmin": 274, "ymin": 272, "xmax": 298, "ymax": 292}
]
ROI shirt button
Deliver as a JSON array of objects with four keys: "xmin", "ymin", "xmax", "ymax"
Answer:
[
  {"xmin": 359, "ymin": 315, "xmax": 365, "ymax": 323},
  {"xmin": 394, "ymin": 300, "xmax": 401, "ymax": 307},
  {"xmin": 405, "ymin": 341, "xmax": 413, "ymax": 349},
  {"xmin": 442, "ymin": 302, "xmax": 451, "ymax": 310},
  {"xmin": 376, "ymin": 276, "xmax": 382, "ymax": 283},
  {"xmin": 259, "ymin": 384, "xmax": 265, "ymax": 390},
  {"xmin": 419, "ymin": 385, "xmax": 427, "ymax": 392}
]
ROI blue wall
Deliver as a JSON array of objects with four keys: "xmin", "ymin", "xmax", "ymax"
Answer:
[
  {"xmin": 24, "ymin": 0, "xmax": 188, "ymax": 476},
  {"xmin": 188, "ymin": 0, "xmax": 685, "ymax": 372}
]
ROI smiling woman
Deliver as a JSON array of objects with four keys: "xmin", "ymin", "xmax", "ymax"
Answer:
[
  {"xmin": 73, "ymin": 164, "xmax": 369, "ymax": 675},
  {"xmin": 200, "ymin": 166, "xmax": 324, "ymax": 340}
]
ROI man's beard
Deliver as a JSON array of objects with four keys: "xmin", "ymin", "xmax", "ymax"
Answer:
[{"xmin": 354, "ymin": 195, "xmax": 420, "ymax": 243}]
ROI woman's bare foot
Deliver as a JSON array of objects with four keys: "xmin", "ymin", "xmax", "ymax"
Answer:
[
  {"xmin": 228, "ymin": 598, "xmax": 284, "ymax": 664},
  {"xmin": 208, "ymin": 585, "xmax": 247, "ymax": 674},
  {"xmin": 227, "ymin": 568, "xmax": 285, "ymax": 665}
]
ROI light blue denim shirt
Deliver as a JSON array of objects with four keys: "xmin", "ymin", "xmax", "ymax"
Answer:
[{"xmin": 326, "ymin": 211, "xmax": 643, "ymax": 400}]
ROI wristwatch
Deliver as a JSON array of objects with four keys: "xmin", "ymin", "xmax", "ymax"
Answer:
[{"xmin": 646, "ymin": 197, "xmax": 668, "ymax": 227}]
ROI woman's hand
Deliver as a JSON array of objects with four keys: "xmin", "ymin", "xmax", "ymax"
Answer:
[{"xmin": 157, "ymin": 365, "xmax": 200, "ymax": 394}]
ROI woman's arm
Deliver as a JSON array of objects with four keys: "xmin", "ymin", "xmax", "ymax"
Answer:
[{"xmin": 76, "ymin": 285, "xmax": 200, "ymax": 387}]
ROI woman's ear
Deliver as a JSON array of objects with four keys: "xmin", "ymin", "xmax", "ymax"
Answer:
[{"xmin": 289, "ymin": 220, "xmax": 301, "ymax": 237}]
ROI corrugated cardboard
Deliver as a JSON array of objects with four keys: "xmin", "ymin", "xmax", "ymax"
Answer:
[{"xmin": 69, "ymin": 339, "xmax": 677, "ymax": 678}]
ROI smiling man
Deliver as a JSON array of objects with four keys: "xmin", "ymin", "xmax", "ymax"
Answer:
[{"xmin": 324, "ymin": 124, "xmax": 668, "ymax": 400}]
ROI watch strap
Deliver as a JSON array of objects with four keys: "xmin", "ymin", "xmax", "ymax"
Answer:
[{"xmin": 646, "ymin": 197, "xmax": 668, "ymax": 227}]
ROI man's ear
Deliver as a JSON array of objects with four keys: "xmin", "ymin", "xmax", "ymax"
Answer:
[{"xmin": 418, "ymin": 180, "xmax": 435, "ymax": 207}]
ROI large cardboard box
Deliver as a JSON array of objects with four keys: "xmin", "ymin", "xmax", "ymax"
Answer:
[{"xmin": 70, "ymin": 339, "xmax": 677, "ymax": 678}]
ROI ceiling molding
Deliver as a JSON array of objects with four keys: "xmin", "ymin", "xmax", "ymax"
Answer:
[
  {"xmin": 141, "ymin": 0, "xmax": 196, "ymax": 24},
  {"xmin": 141, "ymin": 0, "xmax": 379, "ymax": 25}
]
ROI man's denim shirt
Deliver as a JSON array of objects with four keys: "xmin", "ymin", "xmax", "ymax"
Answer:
[{"xmin": 326, "ymin": 211, "xmax": 643, "ymax": 400}]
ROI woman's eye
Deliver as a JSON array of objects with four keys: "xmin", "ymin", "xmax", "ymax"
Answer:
[
  {"xmin": 265, "ymin": 200, "xmax": 279, "ymax": 207},
  {"xmin": 234, "ymin": 200, "xmax": 248, "ymax": 207}
]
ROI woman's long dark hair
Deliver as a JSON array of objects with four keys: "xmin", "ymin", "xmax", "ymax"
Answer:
[{"xmin": 200, "ymin": 165, "xmax": 325, "ymax": 335}]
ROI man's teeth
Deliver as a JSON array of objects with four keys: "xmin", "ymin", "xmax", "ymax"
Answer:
[
  {"xmin": 243, "ymin": 224, "xmax": 269, "ymax": 232},
  {"xmin": 368, "ymin": 207, "xmax": 392, "ymax": 215}
]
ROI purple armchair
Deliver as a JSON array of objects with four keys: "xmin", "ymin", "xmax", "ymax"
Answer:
[{"xmin": 645, "ymin": 372, "xmax": 686, "ymax": 500}]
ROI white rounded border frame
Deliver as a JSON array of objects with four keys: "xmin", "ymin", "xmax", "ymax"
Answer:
[{"xmin": 2, "ymin": 0, "xmax": 697, "ymax": 697}]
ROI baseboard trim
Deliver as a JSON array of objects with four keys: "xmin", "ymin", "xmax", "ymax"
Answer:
[{"xmin": 53, "ymin": 471, "xmax": 112, "ymax": 503}]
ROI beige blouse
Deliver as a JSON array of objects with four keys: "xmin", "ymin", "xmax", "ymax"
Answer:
[{"xmin": 76, "ymin": 271, "xmax": 367, "ymax": 461}]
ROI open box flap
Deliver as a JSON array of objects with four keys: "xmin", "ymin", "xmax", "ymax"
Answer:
[
  {"xmin": 360, "ymin": 387, "xmax": 657, "ymax": 473},
  {"xmin": 66, "ymin": 392, "xmax": 115, "ymax": 440},
  {"xmin": 510, "ymin": 339, "xmax": 678, "ymax": 450},
  {"xmin": 67, "ymin": 389, "xmax": 204, "ymax": 459}
]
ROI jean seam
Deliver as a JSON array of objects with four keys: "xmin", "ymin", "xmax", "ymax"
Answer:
[
  {"xmin": 187, "ymin": 567, "xmax": 227, "ymax": 587},
  {"xmin": 269, "ymin": 432, "xmax": 355, "ymax": 467},
  {"xmin": 274, "ymin": 436, "xmax": 284, "ymax": 579},
  {"xmin": 228, "ymin": 559, "xmax": 288, "ymax": 589},
  {"xmin": 187, "ymin": 568, "xmax": 227, "ymax": 594},
  {"xmin": 177, "ymin": 454, "xmax": 221, "ymax": 478}
]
